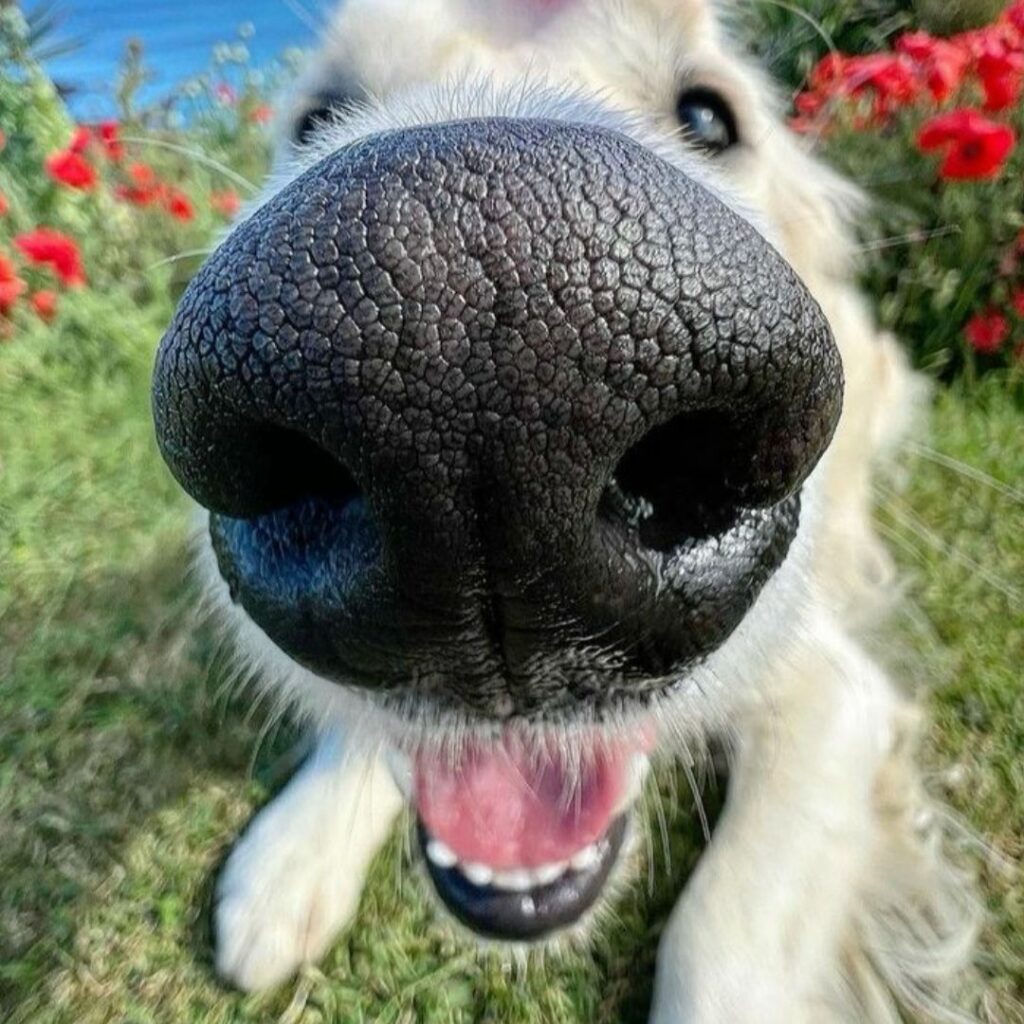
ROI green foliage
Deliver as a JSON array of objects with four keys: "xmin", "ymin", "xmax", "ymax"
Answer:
[
  {"xmin": 918, "ymin": 0, "xmax": 1009, "ymax": 33},
  {"xmin": 735, "ymin": 0, "xmax": 1018, "ymax": 87},
  {"xmin": 0, "ymin": 13, "xmax": 278, "ymax": 332},
  {"xmin": 734, "ymin": 0, "xmax": 917, "ymax": 87},
  {"xmin": 791, "ymin": 8, "xmax": 1024, "ymax": 380}
]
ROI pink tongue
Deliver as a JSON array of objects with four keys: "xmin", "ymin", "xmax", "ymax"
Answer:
[{"xmin": 415, "ymin": 733, "xmax": 638, "ymax": 869}]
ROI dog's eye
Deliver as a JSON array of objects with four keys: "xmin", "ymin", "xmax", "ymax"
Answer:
[
  {"xmin": 293, "ymin": 93, "xmax": 358, "ymax": 145},
  {"xmin": 675, "ymin": 87, "xmax": 739, "ymax": 155}
]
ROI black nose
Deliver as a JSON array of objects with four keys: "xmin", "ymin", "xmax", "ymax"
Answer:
[{"xmin": 153, "ymin": 118, "xmax": 842, "ymax": 716}]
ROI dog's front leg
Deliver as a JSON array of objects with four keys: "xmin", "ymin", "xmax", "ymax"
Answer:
[
  {"xmin": 649, "ymin": 616, "xmax": 901, "ymax": 1024},
  {"xmin": 214, "ymin": 732, "xmax": 403, "ymax": 992}
]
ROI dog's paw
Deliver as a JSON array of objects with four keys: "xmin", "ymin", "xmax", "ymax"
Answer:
[
  {"xmin": 214, "ymin": 795, "xmax": 363, "ymax": 991},
  {"xmin": 647, "ymin": 896, "xmax": 803, "ymax": 1024},
  {"xmin": 648, "ymin": 942, "xmax": 800, "ymax": 1024},
  {"xmin": 648, "ymin": 967, "xmax": 799, "ymax": 1024},
  {"xmin": 214, "ymin": 830, "xmax": 360, "ymax": 991},
  {"xmin": 214, "ymin": 745, "xmax": 403, "ymax": 992}
]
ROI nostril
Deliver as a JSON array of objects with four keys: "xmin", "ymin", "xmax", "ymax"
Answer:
[
  {"xmin": 262, "ymin": 429, "xmax": 363, "ymax": 510},
  {"xmin": 602, "ymin": 411, "xmax": 747, "ymax": 554},
  {"xmin": 168, "ymin": 418, "xmax": 363, "ymax": 519}
]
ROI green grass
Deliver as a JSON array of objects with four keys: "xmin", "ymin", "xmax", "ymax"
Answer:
[{"xmin": 0, "ymin": 287, "xmax": 1021, "ymax": 1022}]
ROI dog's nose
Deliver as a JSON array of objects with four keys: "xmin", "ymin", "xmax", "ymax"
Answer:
[{"xmin": 153, "ymin": 118, "xmax": 842, "ymax": 713}]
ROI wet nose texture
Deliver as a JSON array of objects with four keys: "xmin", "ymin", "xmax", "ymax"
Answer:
[{"xmin": 153, "ymin": 118, "xmax": 842, "ymax": 715}]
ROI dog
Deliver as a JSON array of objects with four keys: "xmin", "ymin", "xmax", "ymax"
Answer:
[{"xmin": 151, "ymin": 1, "xmax": 981, "ymax": 1019}]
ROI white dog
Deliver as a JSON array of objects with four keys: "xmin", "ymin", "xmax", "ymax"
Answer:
[{"xmin": 151, "ymin": 1, "xmax": 981, "ymax": 1020}]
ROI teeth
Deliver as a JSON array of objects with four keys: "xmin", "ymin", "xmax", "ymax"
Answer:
[
  {"xmin": 462, "ymin": 862, "xmax": 494, "ymax": 887},
  {"xmin": 426, "ymin": 839, "xmax": 458, "ymax": 869},
  {"xmin": 427, "ymin": 843, "xmax": 581, "ymax": 890},
  {"xmin": 532, "ymin": 861, "xmax": 568, "ymax": 886},
  {"xmin": 570, "ymin": 843, "xmax": 601, "ymax": 872},
  {"xmin": 491, "ymin": 868, "xmax": 534, "ymax": 892}
]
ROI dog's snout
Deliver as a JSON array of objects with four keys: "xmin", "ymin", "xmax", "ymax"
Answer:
[{"xmin": 153, "ymin": 118, "xmax": 842, "ymax": 713}]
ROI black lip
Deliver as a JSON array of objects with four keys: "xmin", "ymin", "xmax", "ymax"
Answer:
[{"xmin": 417, "ymin": 814, "xmax": 629, "ymax": 942}]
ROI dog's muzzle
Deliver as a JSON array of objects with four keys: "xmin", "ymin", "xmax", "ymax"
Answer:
[{"xmin": 152, "ymin": 117, "xmax": 842, "ymax": 940}]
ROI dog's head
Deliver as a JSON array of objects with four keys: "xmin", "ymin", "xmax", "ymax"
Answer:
[{"xmin": 153, "ymin": 0, "xmax": 852, "ymax": 942}]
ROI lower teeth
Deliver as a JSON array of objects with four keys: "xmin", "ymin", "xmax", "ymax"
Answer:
[
  {"xmin": 423, "ymin": 841, "xmax": 605, "ymax": 892},
  {"xmin": 425, "ymin": 839, "xmax": 458, "ymax": 869}
]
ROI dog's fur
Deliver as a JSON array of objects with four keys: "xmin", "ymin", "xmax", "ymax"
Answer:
[{"xmin": 200, "ymin": 1, "xmax": 982, "ymax": 1019}]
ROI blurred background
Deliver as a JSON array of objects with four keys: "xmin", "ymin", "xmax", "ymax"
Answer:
[
  {"xmin": 36, "ymin": 0, "xmax": 315, "ymax": 118},
  {"xmin": 1, "ymin": 1, "xmax": 1021, "ymax": 1022}
]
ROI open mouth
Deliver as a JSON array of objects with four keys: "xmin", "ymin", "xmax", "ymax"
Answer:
[{"xmin": 408, "ymin": 730, "xmax": 651, "ymax": 941}]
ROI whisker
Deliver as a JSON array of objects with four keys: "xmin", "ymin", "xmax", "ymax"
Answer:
[
  {"xmin": 643, "ymin": 791, "xmax": 657, "ymax": 896},
  {"xmin": 855, "ymin": 225, "xmax": 961, "ymax": 254},
  {"xmin": 651, "ymin": 772, "xmax": 673, "ymax": 880},
  {"xmin": 246, "ymin": 700, "xmax": 289, "ymax": 782},
  {"xmin": 878, "ymin": 488, "xmax": 1022, "ymax": 605},
  {"xmin": 120, "ymin": 135, "xmax": 260, "ymax": 194},
  {"xmin": 681, "ymin": 750, "xmax": 710, "ymax": 845},
  {"xmin": 147, "ymin": 248, "xmax": 215, "ymax": 272},
  {"xmin": 396, "ymin": 807, "xmax": 410, "ymax": 896},
  {"xmin": 875, "ymin": 520, "xmax": 932, "ymax": 574},
  {"xmin": 906, "ymin": 441, "xmax": 1024, "ymax": 505}
]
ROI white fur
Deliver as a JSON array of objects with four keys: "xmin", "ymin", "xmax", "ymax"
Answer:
[
  {"xmin": 649, "ymin": 614, "xmax": 970, "ymax": 1024},
  {"xmin": 203, "ymin": 0, "xmax": 981, "ymax": 1019},
  {"xmin": 215, "ymin": 733, "xmax": 402, "ymax": 990}
]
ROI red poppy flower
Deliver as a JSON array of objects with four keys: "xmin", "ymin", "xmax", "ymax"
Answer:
[
  {"xmin": 976, "ymin": 39, "xmax": 1024, "ymax": 112},
  {"xmin": 45, "ymin": 148, "xmax": 97, "ymax": 190},
  {"xmin": 1012, "ymin": 289, "xmax": 1024, "ymax": 318},
  {"xmin": 1004, "ymin": 1, "xmax": 1024, "ymax": 34},
  {"xmin": 964, "ymin": 310, "xmax": 1009, "ymax": 354},
  {"xmin": 129, "ymin": 162, "xmax": 156, "ymax": 187},
  {"xmin": 895, "ymin": 30, "xmax": 971, "ymax": 102},
  {"xmin": 896, "ymin": 31, "xmax": 940, "ymax": 62},
  {"xmin": 15, "ymin": 228, "xmax": 87, "ymax": 287},
  {"xmin": 794, "ymin": 91, "xmax": 826, "ymax": 117},
  {"xmin": 165, "ymin": 188, "xmax": 195, "ymax": 222},
  {"xmin": 30, "ymin": 290, "xmax": 58, "ymax": 323},
  {"xmin": 0, "ymin": 281, "xmax": 25, "ymax": 316},
  {"xmin": 248, "ymin": 103, "xmax": 273, "ymax": 125},
  {"xmin": 917, "ymin": 109, "xmax": 1016, "ymax": 180},
  {"xmin": 789, "ymin": 90, "xmax": 831, "ymax": 134},
  {"xmin": 0, "ymin": 253, "xmax": 27, "ymax": 315},
  {"xmin": 68, "ymin": 125, "xmax": 93, "ymax": 155},
  {"xmin": 809, "ymin": 53, "xmax": 848, "ymax": 95},
  {"xmin": 96, "ymin": 120, "xmax": 125, "ymax": 161},
  {"xmin": 115, "ymin": 162, "xmax": 166, "ymax": 206},
  {"xmin": 0, "ymin": 191, "xmax": 8, "ymax": 217},
  {"xmin": 809, "ymin": 51, "xmax": 922, "ymax": 121},
  {"xmin": 210, "ymin": 189, "xmax": 241, "ymax": 218},
  {"xmin": 846, "ymin": 53, "xmax": 921, "ymax": 114}
]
